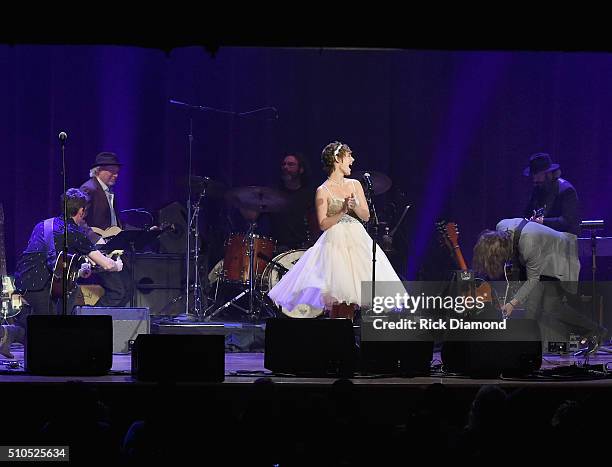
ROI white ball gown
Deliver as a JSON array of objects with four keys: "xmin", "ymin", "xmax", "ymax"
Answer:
[{"xmin": 267, "ymin": 188, "xmax": 405, "ymax": 313}]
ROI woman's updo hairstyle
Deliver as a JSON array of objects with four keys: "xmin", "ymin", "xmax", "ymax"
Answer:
[{"xmin": 321, "ymin": 141, "xmax": 350, "ymax": 176}]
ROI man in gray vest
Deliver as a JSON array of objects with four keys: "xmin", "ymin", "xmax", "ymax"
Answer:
[{"xmin": 473, "ymin": 218, "xmax": 606, "ymax": 353}]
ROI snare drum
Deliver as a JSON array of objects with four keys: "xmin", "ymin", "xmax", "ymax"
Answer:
[
  {"xmin": 260, "ymin": 249, "xmax": 323, "ymax": 318},
  {"xmin": 223, "ymin": 232, "xmax": 275, "ymax": 284}
]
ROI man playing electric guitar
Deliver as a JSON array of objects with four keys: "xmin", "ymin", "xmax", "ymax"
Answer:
[
  {"xmin": 0, "ymin": 189, "xmax": 123, "ymax": 358},
  {"xmin": 522, "ymin": 153, "xmax": 579, "ymax": 235}
]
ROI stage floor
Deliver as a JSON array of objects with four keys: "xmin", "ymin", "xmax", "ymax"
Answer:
[{"xmin": 2, "ymin": 345, "xmax": 612, "ymax": 387}]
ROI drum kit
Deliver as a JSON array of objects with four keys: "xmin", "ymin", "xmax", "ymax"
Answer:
[
  {"xmin": 183, "ymin": 171, "xmax": 395, "ymax": 321},
  {"xmin": 202, "ymin": 185, "xmax": 324, "ymax": 320}
]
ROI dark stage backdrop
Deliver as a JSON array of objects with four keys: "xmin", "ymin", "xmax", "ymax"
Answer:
[{"xmin": 1, "ymin": 46, "xmax": 611, "ymax": 279}]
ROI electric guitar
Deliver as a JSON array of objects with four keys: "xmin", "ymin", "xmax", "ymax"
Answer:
[
  {"xmin": 49, "ymin": 249, "xmax": 123, "ymax": 301},
  {"xmin": 436, "ymin": 221, "xmax": 493, "ymax": 306},
  {"xmin": 528, "ymin": 206, "xmax": 546, "ymax": 222},
  {"xmin": 0, "ymin": 204, "xmax": 25, "ymax": 320}
]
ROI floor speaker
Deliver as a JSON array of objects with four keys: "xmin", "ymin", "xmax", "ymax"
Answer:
[
  {"xmin": 131, "ymin": 334, "xmax": 225, "ymax": 382},
  {"xmin": 26, "ymin": 315, "xmax": 113, "ymax": 376},
  {"xmin": 264, "ymin": 318, "xmax": 356, "ymax": 376},
  {"xmin": 74, "ymin": 306, "xmax": 150, "ymax": 353},
  {"xmin": 441, "ymin": 318, "xmax": 542, "ymax": 377}
]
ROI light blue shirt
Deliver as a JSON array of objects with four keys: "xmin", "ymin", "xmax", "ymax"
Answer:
[{"xmin": 96, "ymin": 177, "xmax": 117, "ymax": 227}]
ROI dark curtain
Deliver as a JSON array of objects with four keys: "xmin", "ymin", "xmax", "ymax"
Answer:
[{"xmin": 1, "ymin": 46, "xmax": 611, "ymax": 278}]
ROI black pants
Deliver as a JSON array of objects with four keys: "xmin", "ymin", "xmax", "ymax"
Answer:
[
  {"xmin": 95, "ymin": 262, "xmax": 134, "ymax": 307},
  {"xmin": 14, "ymin": 285, "xmax": 83, "ymax": 345},
  {"xmin": 525, "ymin": 276, "xmax": 605, "ymax": 338},
  {"xmin": 22, "ymin": 287, "xmax": 82, "ymax": 316}
]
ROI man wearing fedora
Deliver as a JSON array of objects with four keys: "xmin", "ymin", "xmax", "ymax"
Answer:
[
  {"xmin": 80, "ymin": 152, "xmax": 133, "ymax": 307},
  {"xmin": 80, "ymin": 152, "xmax": 122, "ymax": 241},
  {"xmin": 522, "ymin": 153, "xmax": 579, "ymax": 235}
]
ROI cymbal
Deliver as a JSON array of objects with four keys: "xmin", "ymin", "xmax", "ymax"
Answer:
[
  {"xmin": 351, "ymin": 171, "xmax": 392, "ymax": 195},
  {"xmin": 225, "ymin": 186, "xmax": 290, "ymax": 213},
  {"xmin": 189, "ymin": 176, "xmax": 227, "ymax": 197}
]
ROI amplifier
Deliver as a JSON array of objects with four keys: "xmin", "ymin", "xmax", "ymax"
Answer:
[{"xmin": 74, "ymin": 306, "xmax": 150, "ymax": 353}]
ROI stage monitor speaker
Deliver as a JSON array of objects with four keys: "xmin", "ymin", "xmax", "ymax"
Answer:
[
  {"xmin": 26, "ymin": 315, "xmax": 113, "ymax": 376},
  {"xmin": 441, "ymin": 318, "xmax": 542, "ymax": 377},
  {"xmin": 158, "ymin": 202, "xmax": 188, "ymax": 254},
  {"xmin": 264, "ymin": 318, "xmax": 356, "ymax": 377},
  {"xmin": 360, "ymin": 340, "xmax": 434, "ymax": 375},
  {"xmin": 131, "ymin": 334, "xmax": 225, "ymax": 382},
  {"xmin": 74, "ymin": 306, "xmax": 150, "ymax": 353}
]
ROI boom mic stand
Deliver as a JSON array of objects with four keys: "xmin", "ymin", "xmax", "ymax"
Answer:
[
  {"xmin": 168, "ymin": 99, "xmax": 278, "ymax": 322},
  {"xmin": 173, "ymin": 109, "xmax": 198, "ymax": 322}
]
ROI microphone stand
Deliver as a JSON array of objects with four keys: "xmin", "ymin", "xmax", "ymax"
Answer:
[
  {"xmin": 583, "ymin": 221, "xmax": 609, "ymax": 351},
  {"xmin": 175, "ymin": 112, "xmax": 198, "ymax": 322},
  {"xmin": 60, "ymin": 134, "xmax": 69, "ymax": 315},
  {"xmin": 365, "ymin": 181, "xmax": 378, "ymax": 311},
  {"xmin": 168, "ymin": 99, "xmax": 278, "ymax": 322},
  {"xmin": 573, "ymin": 220, "xmax": 609, "ymax": 356}
]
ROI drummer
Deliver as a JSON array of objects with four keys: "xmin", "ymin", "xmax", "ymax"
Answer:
[{"xmin": 267, "ymin": 152, "xmax": 319, "ymax": 253}]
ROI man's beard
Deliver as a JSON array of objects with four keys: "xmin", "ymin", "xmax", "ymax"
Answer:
[
  {"xmin": 281, "ymin": 172, "xmax": 297, "ymax": 183},
  {"xmin": 534, "ymin": 179, "xmax": 553, "ymax": 195}
]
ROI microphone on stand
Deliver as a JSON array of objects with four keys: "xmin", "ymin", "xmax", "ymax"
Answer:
[
  {"xmin": 362, "ymin": 172, "xmax": 373, "ymax": 192},
  {"xmin": 361, "ymin": 172, "xmax": 379, "ymax": 311},
  {"xmin": 58, "ymin": 131, "xmax": 68, "ymax": 144}
]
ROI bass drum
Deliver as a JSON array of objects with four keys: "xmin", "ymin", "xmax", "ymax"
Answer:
[{"xmin": 260, "ymin": 249, "xmax": 323, "ymax": 318}]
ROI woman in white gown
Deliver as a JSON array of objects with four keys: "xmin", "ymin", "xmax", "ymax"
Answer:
[{"xmin": 267, "ymin": 141, "xmax": 404, "ymax": 320}]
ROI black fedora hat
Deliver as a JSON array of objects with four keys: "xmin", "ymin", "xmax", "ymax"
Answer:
[
  {"xmin": 523, "ymin": 153, "xmax": 560, "ymax": 177},
  {"xmin": 91, "ymin": 152, "xmax": 121, "ymax": 169}
]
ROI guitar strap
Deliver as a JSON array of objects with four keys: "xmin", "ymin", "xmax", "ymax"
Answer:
[
  {"xmin": 539, "ymin": 178, "xmax": 560, "ymax": 218},
  {"xmin": 43, "ymin": 218, "xmax": 57, "ymax": 270},
  {"xmin": 510, "ymin": 219, "xmax": 529, "ymax": 281}
]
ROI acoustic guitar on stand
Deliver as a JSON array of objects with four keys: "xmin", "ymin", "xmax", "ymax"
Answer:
[
  {"xmin": 0, "ymin": 204, "xmax": 25, "ymax": 320},
  {"xmin": 436, "ymin": 221, "xmax": 493, "ymax": 310}
]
